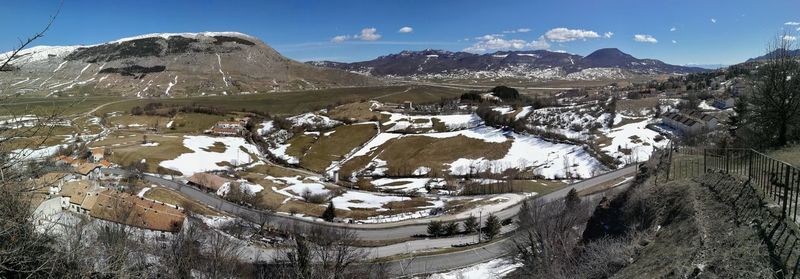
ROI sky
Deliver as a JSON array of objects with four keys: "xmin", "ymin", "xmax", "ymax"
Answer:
[{"xmin": 1, "ymin": 0, "xmax": 799, "ymax": 65}]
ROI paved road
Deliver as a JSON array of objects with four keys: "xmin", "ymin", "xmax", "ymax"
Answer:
[{"xmin": 105, "ymin": 164, "xmax": 637, "ymax": 241}]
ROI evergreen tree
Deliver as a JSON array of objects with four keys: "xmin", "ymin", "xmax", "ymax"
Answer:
[
  {"xmin": 463, "ymin": 215, "xmax": 478, "ymax": 233},
  {"xmin": 565, "ymin": 188, "xmax": 581, "ymax": 209},
  {"xmin": 444, "ymin": 222, "xmax": 460, "ymax": 236},
  {"xmin": 427, "ymin": 220, "xmax": 443, "ymax": 237},
  {"xmin": 482, "ymin": 214, "xmax": 501, "ymax": 240},
  {"xmin": 322, "ymin": 201, "xmax": 336, "ymax": 222},
  {"xmin": 727, "ymin": 95, "xmax": 749, "ymax": 139}
]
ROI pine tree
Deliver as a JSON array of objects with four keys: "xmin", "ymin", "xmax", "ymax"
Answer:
[
  {"xmin": 482, "ymin": 214, "xmax": 501, "ymax": 240},
  {"xmin": 322, "ymin": 201, "xmax": 336, "ymax": 222},
  {"xmin": 427, "ymin": 220, "xmax": 443, "ymax": 237},
  {"xmin": 445, "ymin": 222, "xmax": 460, "ymax": 236},
  {"xmin": 565, "ymin": 188, "xmax": 581, "ymax": 209},
  {"xmin": 727, "ymin": 95, "xmax": 748, "ymax": 139},
  {"xmin": 463, "ymin": 215, "xmax": 478, "ymax": 233}
]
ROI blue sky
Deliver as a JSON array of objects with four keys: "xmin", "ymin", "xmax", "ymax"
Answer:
[{"xmin": 1, "ymin": 0, "xmax": 799, "ymax": 65}]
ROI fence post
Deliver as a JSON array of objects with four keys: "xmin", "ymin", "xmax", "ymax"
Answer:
[
  {"xmin": 748, "ymin": 149, "xmax": 753, "ymax": 180},
  {"xmin": 725, "ymin": 149, "xmax": 730, "ymax": 174},
  {"xmin": 783, "ymin": 164, "xmax": 791, "ymax": 219},
  {"xmin": 703, "ymin": 149, "xmax": 707, "ymax": 174}
]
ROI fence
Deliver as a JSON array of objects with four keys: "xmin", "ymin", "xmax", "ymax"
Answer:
[{"xmin": 667, "ymin": 147, "xmax": 800, "ymax": 223}]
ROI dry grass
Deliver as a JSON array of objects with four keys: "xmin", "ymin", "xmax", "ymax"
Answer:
[
  {"xmin": 339, "ymin": 135, "xmax": 510, "ymax": 179},
  {"xmin": 143, "ymin": 187, "xmax": 222, "ymax": 216},
  {"xmin": 284, "ymin": 134, "xmax": 316, "ymax": 159},
  {"xmin": 201, "ymin": 141, "xmax": 227, "ymax": 153},
  {"xmin": 106, "ymin": 134, "xmax": 191, "ymax": 174},
  {"xmin": 299, "ymin": 124, "xmax": 378, "ymax": 173},
  {"xmin": 327, "ymin": 101, "xmax": 381, "ymax": 122},
  {"xmin": 616, "ymin": 97, "xmax": 659, "ymax": 117}
]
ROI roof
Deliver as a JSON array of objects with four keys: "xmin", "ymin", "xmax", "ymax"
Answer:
[
  {"xmin": 91, "ymin": 147, "xmax": 106, "ymax": 156},
  {"xmin": 216, "ymin": 121, "xmax": 243, "ymax": 126},
  {"xmin": 61, "ymin": 180, "xmax": 92, "ymax": 205},
  {"xmin": 54, "ymin": 155, "xmax": 76, "ymax": 164},
  {"xmin": 90, "ymin": 190, "xmax": 185, "ymax": 232},
  {"xmin": 187, "ymin": 172, "xmax": 230, "ymax": 191},
  {"xmin": 211, "ymin": 127, "xmax": 241, "ymax": 135},
  {"xmin": 75, "ymin": 163, "xmax": 100, "ymax": 175},
  {"xmin": 98, "ymin": 160, "xmax": 113, "ymax": 168},
  {"xmin": 687, "ymin": 110, "xmax": 717, "ymax": 122},
  {"xmin": 663, "ymin": 112, "xmax": 701, "ymax": 127},
  {"xmin": 80, "ymin": 192, "xmax": 98, "ymax": 210}
]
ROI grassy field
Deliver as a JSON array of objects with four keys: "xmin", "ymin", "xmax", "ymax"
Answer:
[
  {"xmin": 93, "ymin": 85, "xmax": 465, "ymax": 117},
  {"xmin": 767, "ymin": 145, "xmax": 800, "ymax": 167},
  {"xmin": 143, "ymin": 187, "xmax": 222, "ymax": 216},
  {"xmin": 299, "ymin": 124, "xmax": 378, "ymax": 173},
  {"xmin": 339, "ymin": 135, "xmax": 511, "ymax": 179},
  {"xmin": 1, "ymin": 96, "xmax": 125, "ymax": 116},
  {"xmin": 327, "ymin": 101, "xmax": 382, "ymax": 122},
  {"xmin": 101, "ymin": 133, "xmax": 191, "ymax": 173}
]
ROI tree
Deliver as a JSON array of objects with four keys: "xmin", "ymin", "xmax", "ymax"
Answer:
[
  {"xmin": 482, "ymin": 214, "xmax": 501, "ymax": 240},
  {"xmin": 427, "ymin": 220, "xmax": 443, "ymax": 237},
  {"xmin": 463, "ymin": 215, "xmax": 479, "ymax": 233},
  {"xmin": 445, "ymin": 222, "xmax": 460, "ymax": 236},
  {"xmin": 565, "ymin": 188, "xmax": 581, "ymax": 209},
  {"xmin": 489, "ymin": 85, "xmax": 520, "ymax": 100},
  {"xmin": 727, "ymin": 94, "xmax": 749, "ymax": 140},
  {"xmin": 748, "ymin": 33, "xmax": 800, "ymax": 147},
  {"xmin": 322, "ymin": 201, "xmax": 336, "ymax": 222}
]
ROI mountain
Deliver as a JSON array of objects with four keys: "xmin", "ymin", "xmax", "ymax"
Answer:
[
  {"xmin": 746, "ymin": 48, "xmax": 800, "ymax": 62},
  {"xmin": 0, "ymin": 32, "xmax": 379, "ymax": 97},
  {"xmin": 308, "ymin": 48, "xmax": 706, "ymax": 81}
]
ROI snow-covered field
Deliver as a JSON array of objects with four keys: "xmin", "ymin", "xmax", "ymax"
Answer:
[
  {"xmin": 371, "ymin": 178, "xmax": 445, "ymax": 193},
  {"xmin": 343, "ymin": 126, "xmax": 604, "ymax": 179},
  {"xmin": 382, "ymin": 112, "xmax": 482, "ymax": 132},
  {"xmin": 159, "ymin": 136, "xmax": 261, "ymax": 176},
  {"xmin": 288, "ymin": 112, "xmax": 341, "ymax": 129},
  {"xmin": 600, "ymin": 115, "xmax": 669, "ymax": 165}
]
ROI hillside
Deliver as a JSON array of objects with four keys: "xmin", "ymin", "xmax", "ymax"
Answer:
[
  {"xmin": 308, "ymin": 48, "xmax": 706, "ymax": 81},
  {"xmin": 0, "ymin": 32, "xmax": 379, "ymax": 97}
]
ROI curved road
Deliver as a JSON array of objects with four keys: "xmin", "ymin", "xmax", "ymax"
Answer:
[{"xmin": 105, "ymin": 164, "xmax": 637, "ymax": 241}]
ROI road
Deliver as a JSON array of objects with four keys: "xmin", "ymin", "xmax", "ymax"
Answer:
[{"xmin": 105, "ymin": 164, "xmax": 637, "ymax": 241}]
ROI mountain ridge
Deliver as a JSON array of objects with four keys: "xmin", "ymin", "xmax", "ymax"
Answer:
[
  {"xmin": 0, "ymin": 32, "xmax": 379, "ymax": 97},
  {"xmin": 307, "ymin": 48, "xmax": 707, "ymax": 80}
]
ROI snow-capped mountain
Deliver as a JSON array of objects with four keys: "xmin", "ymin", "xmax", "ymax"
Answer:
[
  {"xmin": 308, "ymin": 48, "xmax": 706, "ymax": 80},
  {"xmin": 0, "ymin": 32, "xmax": 378, "ymax": 97}
]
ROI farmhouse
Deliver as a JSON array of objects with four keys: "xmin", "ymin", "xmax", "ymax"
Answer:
[
  {"xmin": 75, "ymin": 163, "xmax": 102, "ymax": 180},
  {"xmin": 187, "ymin": 172, "xmax": 230, "ymax": 192},
  {"xmin": 712, "ymin": 98, "xmax": 735, "ymax": 110},
  {"xmin": 34, "ymin": 172, "xmax": 72, "ymax": 197}
]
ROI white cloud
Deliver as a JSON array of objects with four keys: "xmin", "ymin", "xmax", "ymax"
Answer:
[
  {"xmin": 633, "ymin": 34, "xmax": 658, "ymax": 43},
  {"xmin": 502, "ymin": 28, "xmax": 531, "ymax": 34},
  {"xmin": 463, "ymin": 35, "xmax": 549, "ymax": 53},
  {"xmin": 330, "ymin": 35, "xmax": 350, "ymax": 43},
  {"xmin": 356, "ymin": 27, "xmax": 381, "ymax": 41},
  {"xmin": 710, "ymin": 18, "xmax": 717, "ymax": 23},
  {"xmin": 672, "ymin": 40, "xmax": 677, "ymax": 44},
  {"xmin": 603, "ymin": 32, "xmax": 614, "ymax": 38},
  {"xmin": 785, "ymin": 22, "xmax": 800, "ymax": 26},
  {"xmin": 783, "ymin": 35, "xmax": 797, "ymax": 41},
  {"xmin": 670, "ymin": 27, "xmax": 677, "ymax": 32},
  {"xmin": 398, "ymin": 26, "xmax": 413, "ymax": 33},
  {"xmin": 544, "ymin": 28, "xmax": 601, "ymax": 42}
]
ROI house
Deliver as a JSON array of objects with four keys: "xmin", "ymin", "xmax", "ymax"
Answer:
[
  {"xmin": 400, "ymin": 101, "xmax": 413, "ymax": 110},
  {"xmin": 60, "ymin": 180, "xmax": 94, "ymax": 213},
  {"xmin": 661, "ymin": 111, "xmax": 718, "ymax": 135},
  {"xmin": 90, "ymin": 147, "xmax": 107, "ymax": 162},
  {"xmin": 210, "ymin": 121, "xmax": 244, "ymax": 136},
  {"xmin": 90, "ymin": 190, "xmax": 185, "ymax": 233},
  {"xmin": 187, "ymin": 172, "xmax": 230, "ymax": 193},
  {"xmin": 75, "ymin": 163, "xmax": 101, "ymax": 180},
  {"xmin": 662, "ymin": 112, "xmax": 704, "ymax": 134},
  {"xmin": 712, "ymin": 98, "xmax": 735, "ymax": 110}
]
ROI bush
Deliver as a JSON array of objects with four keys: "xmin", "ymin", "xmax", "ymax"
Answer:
[
  {"xmin": 301, "ymin": 188, "xmax": 328, "ymax": 204},
  {"xmin": 445, "ymin": 222, "xmax": 460, "ymax": 236},
  {"xmin": 322, "ymin": 202, "xmax": 336, "ymax": 222},
  {"xmin": 489, "ymin": 86, "xmax": 520, "ymax": 100}
]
